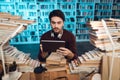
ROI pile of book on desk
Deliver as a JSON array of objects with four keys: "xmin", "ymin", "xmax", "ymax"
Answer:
[
  {"xmin": 69, "ymin": 18, "xmax": 120, "ymax": 80},
  {"xmin": 69, "ymin": 18, "xmax": 120, "ymax": 78},
  {"xmin": 46, "ymin": 52, "xmax": 67, "ymax": 72},
  {"xmin": 87, "ymin": 18, "xmax": 120, "ymax": 52},
  {"xmin": 0, "ymin": 12, "xmax": 40, "ymax": 80},
  {"xmin": 68, "ymin": 48, "xmax": 105, "ymax": 74},
  {"xmin": 0, "ymin": 45, "xmax": 41, "ymax": 72}
]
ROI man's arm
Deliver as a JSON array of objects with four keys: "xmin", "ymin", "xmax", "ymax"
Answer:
[{"xmin": 38, "ymin": 44, "xmax": 49, "ymax": 62}]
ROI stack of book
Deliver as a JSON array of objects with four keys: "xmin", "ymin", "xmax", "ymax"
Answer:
[
  {"xmin": 46, "ymin": 52, "xmax": 67, "ymax": 72},
  {"xmin": 68, "ymin": 49, "xmax": 105, "ymax": 74},
  {"xmin": 0, "ymin": 12, "xmax": 40, "ymax": 73},
  {"xmin": 0, "ymin": 45, "xmax": 41, "ymax": 72},
  {"xmin": 0, "ymin": 12, "xmax": 40, "ymax": 80},
  {"xmin": 2, "ymin": 45, "xmax": 30, "ymax": 64},
  {"xmin": 87, "ymin": 18, "xmax": 120, "ymax": 52}
]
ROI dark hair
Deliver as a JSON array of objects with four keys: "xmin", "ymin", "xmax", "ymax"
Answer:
[{"xmin": 49, "ymin": 9, "xmax": 65, "ymax": 22}]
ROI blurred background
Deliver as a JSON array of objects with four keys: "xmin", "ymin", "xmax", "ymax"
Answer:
[{"xmin": 0, "ymin": 0, "xmax": 119, "ymax": 59}]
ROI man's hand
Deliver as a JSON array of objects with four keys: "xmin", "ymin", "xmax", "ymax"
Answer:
[
  {"xmin": 56, "ymin": 47, "xmax": 74, "ymax": 59},
  {"xmin": 40, "ymin": 44, "xmax": 48, "ymax": 58}
]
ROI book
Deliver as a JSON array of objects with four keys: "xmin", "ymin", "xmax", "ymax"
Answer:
[
  {"xmin": 46, "ymin": 65, "xmax": 66, "ymax": 72},
  {"xmin": 46, "ymin": 52, "xmax": 66, "ymax": 66}
]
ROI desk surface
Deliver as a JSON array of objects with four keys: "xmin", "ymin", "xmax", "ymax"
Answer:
[{"xmin": 19, "ymin": 70, "xmax": 79, "ymax": 80}]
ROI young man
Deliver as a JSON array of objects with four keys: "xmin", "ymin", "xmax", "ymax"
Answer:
[{"xmin": 38, "ymin": 9, "xmax": 78, "ymax": 62}]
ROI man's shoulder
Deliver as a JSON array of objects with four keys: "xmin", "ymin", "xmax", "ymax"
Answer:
[{"xmin": 42, "ymin": 30, "xmax": 51, "ymax": 36}]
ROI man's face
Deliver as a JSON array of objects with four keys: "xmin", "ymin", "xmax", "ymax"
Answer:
[{"xmin": 50, "ymin": 16, "xmax": 64, "ymax": 33}]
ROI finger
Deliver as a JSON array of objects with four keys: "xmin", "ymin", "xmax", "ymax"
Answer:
[
  {"xmin": 63, "ymin": 52, "xmax": 69, "ymax": 56},
  {"xmin": 56, "ymin": 49, "xmax": 61, "ymax": 52},
  {"xmin": 40, "ymin": 44, "xmax": 43, "ymax": 52},
  {"xmin": 59, "ymin": 47, "xmax": 68, "ymax": 51}
]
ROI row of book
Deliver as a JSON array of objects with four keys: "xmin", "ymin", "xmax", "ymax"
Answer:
[
  {"xmin": 69, "ymin": 50, "xmax": 120, "ymax": 79},
  {"xmin": 68, "ymin": 49, "xmax": 105, "ymax": 74},
  {"xmin": 0, "ymin": 45, "xmax": 41, "ymax": 72}
]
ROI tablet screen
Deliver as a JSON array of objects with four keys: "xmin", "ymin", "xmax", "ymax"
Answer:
[{"xmin": 41, "ymin": 40, "xmax": 65, "ymax": 52}]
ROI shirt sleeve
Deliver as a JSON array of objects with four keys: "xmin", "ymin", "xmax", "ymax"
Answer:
[
  {"xmin": 38, "ymin": 48, "xmax": 46, "ymax": 62},
  {"xmin": 67, "ymin": 34, "xmax": 78, "ymax": 61}
]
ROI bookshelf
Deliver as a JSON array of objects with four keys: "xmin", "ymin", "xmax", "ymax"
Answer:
[
  {"xmin": 0, "ymin": 0, "xmax": 119, "ymax": 44},
  {"xmin": 112, "ymin": 3, "xmax": 120, "ymax": 18},
  {"xmin": 57, "ymin": 1, "xmax": 76, "ymax": 34},
  {"xmin": 94, "ymin": 3, "xmax": 113, "ymax": 20},
  {"xmin": 76, "ymin": 2, "xmax": 95, "ymax": 41},
  {"xmin": 0, "ymin": 2, "xmax": 15, "ymax": 15}
]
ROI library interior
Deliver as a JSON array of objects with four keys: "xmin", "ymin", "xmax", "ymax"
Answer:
[{"xmin": 0, "ymin": 0, "xmax": 120, "ymax": 80}]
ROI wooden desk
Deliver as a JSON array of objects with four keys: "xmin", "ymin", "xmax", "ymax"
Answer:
[{"xmin": 19, "ymin": 70, "xmax": 79, "ymax": 80}]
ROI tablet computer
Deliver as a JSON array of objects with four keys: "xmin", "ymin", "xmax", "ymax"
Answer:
[{"xmin": 41, "ymin": 40, "xmax": 65, "ymax": 52}]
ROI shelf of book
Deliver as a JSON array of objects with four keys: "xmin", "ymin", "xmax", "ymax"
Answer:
[{"xmin": 0, "ymin": 0, "xmax": 119, "ymax": 44}]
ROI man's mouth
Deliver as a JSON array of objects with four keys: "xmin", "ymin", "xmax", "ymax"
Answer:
[{"xmin": 53, "ymin": 28, "xmax": 59, "ymax": 31}]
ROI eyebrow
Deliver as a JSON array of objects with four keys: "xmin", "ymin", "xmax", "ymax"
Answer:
[{"xmin": 51, "ymin": 21, "xmax": 62, "ymax": 23}]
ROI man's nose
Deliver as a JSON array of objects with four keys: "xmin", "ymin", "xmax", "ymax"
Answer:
[{"xmin": 54, "ymin": 23, "xmax": 58, "ymax": 27}]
